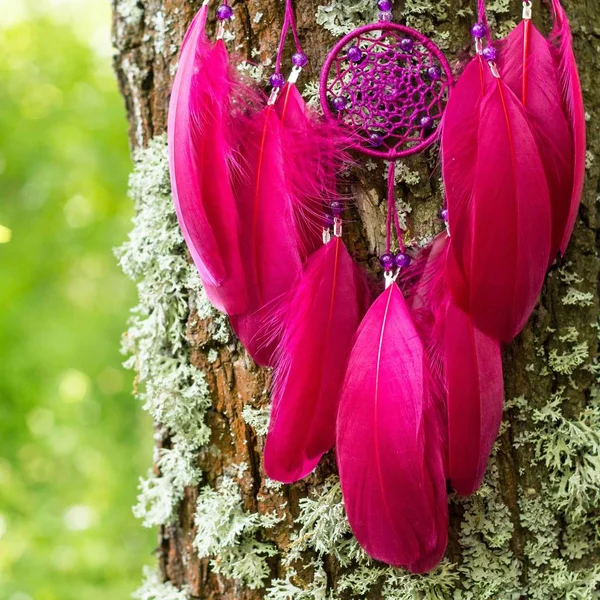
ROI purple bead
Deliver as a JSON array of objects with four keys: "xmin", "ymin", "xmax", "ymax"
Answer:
[
  {"xmin": 482, "ymin": 46, "xmax": 497, "ymax": 61},
  {"xmin": 420, "ymin": 115, "xmax": 434, "ymax": 129},
  {"xmin": 400, "ymin": 38, "xmax": 414, "ymax": 52},
  {"xmin": 377, "ymin": 0, "xmax": 393, "ymax": 10},
  {"xmin": 216, "ymin": 4, "xmax": 233, "ymax": 20},
  {"xmin": 380, "ymin": 253, "xmax": 395, "ymax": 270},
  {"xmin": 369, "ymin": 133, "xmax": 384, "ymax": 147},
  {"xmin": 330, "ymin": 201, "xmax": 344, "ymax": 217},
  {"xmin": 347, "ymin": 45, "xmax": 363, "ymax": 63},
  {"xmin": 332, "ymin": 96, "xmax": 348, "ymax": 111},
  {"xmin": 395, "ymin": 252, "xmax": 411, "ymax": 269},
  {"xmin": 378, "ymin": 10, "xmax": 393, "ymax": 22},
  {"xmin": 323, "ymin": 214, "xmax": 335, "ymax": 226},
  {"xmin": 292, "ymin": 52, "xmax": 309, "ymax": 68},
  {"xmin": 427, "ymin": 65, "xmax": 442, "ymax": 81},
  {"xmin": 471, "ymin": 22, "xmax": 486, "ymax": 38},
  {"xmin": 269, "ymin": 73, "xmax": 285, "ymax": 88},
  {"xmin": 439, "ymin": 208, "xmax": 449, "ymax": 222}
]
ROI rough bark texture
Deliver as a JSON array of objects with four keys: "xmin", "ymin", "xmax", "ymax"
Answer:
[{"xmin": 113, "ymin": 1, "xmax": 600, "ymax": 598}]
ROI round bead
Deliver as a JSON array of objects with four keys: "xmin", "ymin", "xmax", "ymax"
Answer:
[
  {"xmin": 471, "ymin": 22, "xmax": 486, "ymax": 38},
  {"xmin": 439, "ymin": 208, "xmax": 449, "ymax": 222},
  {"xmin": 378, "ymin": 10, "xmax": 393, "ymax": 22},
  {"xmin": 269, "ymin": 73, "xmax": 285, "ymax": 88},
  {"xmin": 369, "ymin": 133, "xmax": 384, "ymax": 147},
  {"xmin": 330, "ymin": 201, "xmax": 344, "ymax": 216},
  {"xmin": 395, "ymin": 252, "xmax": 412, "ymax": 269},
  {"xmin": 347, "ymin": 45, "xmax": 363, "ymax": 63},
  {"xmin": 216, "ymin": 4, "xmax": 233, "ymax": 20},
  {"xmin": 292, "ymin": 52, "xmax": 309, "ymax": 68},
  {"xmin": 420, "ymin": 115, "xmax": 434, "ymax": 129},
  {"xmin": 400, "ymin": 38, "xmax": 414, "ymax": 52},
  {"xmin": 380, "ymin": 253, "xmax": 395, "ymax": 270},
  {"xmin": 332, "ymin": 96, "xmax": 348, "ymax": 111},
  {"xmin": 377, "ymin": 0, "xmax": 393, "ymax": 10},
  {"xmin": 482, "ymin": 46, "xmax": 497, "ymax": 61},
  {"xmin": 427, "ymin": 65, "xmax": 442, "ymax": 81}
]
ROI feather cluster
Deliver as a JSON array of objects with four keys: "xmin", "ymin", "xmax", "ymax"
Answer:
[
  {"xmin": 442, "ymin": 0, "xmax": 585, "ymax": 343},
  {"xmin": 167, "ymin": 0, "xmax": 586, "ymax": 577}
]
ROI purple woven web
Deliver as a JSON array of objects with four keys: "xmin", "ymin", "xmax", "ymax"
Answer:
[{"xmin": 320, "ymin": 22, "xmax": 453, "ymax": 159}]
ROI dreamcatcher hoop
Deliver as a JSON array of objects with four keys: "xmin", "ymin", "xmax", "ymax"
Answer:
[{"xmin": 320, "ymin": 22, "xmax": 454, "ymax": 159}]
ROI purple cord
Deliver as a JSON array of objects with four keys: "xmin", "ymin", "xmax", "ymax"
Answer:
[
  {"xmin": 385, "ymin": 162, "xmax": 406, "ymax": 253},
  {"xmin": 477, "ymin": 0, "xmax": 492, "ymax": 45},
  {"xmin": 274, "ymin": 0, "xmax": 305, "ymax": 75}
]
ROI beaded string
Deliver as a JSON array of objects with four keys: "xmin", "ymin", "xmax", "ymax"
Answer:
[
  {"xmin": 381, "ymin": 162, "xmax": 411, "ymax": 281},
  {"xmin": 270, "ymin": 0, "xmax": 308, "ymax": 93},
  {"xmin": 215, "ymin": 1, "xmax": 233, "ymax": 39}
]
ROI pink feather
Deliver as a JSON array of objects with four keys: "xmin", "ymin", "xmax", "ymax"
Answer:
[
  {"xmin": 264, "ymin": 237, "xmax": 371, "ymax": 483},
  {"xmin": 275, "ymin": 83, "xmax": 351, "ymax": 259},
  {"xmin": 445, "ymin": 301, "xmax": 504, "ymax": 496},
  {"xmin": 230, "ymin": 105, "xmax": 303, "ymax": 366},
  {"xmin": 497, "ymin": 21, "xmax": 573, "ymax": 260},
  {"xmin": 337, "ymin": 284, "xmax": 447, "ymax": 572},
  {"xmin": 404, "ymin": 233, "xmax": 451, "ymax": 403},
  {"xmin": 549, "ymin": 0, "xmax": 586, "ymax": 254},
  {"xmin": 443, "ymin": 63, "xmax": 552, "ymax": 342},
  {"xmin": 168, "ymin": 11, "xmax": 248, "ymax": 313}
]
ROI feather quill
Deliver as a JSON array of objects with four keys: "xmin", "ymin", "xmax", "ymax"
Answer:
[
  {"xmin": 230, "ymin": 104, "xmax": 303, "ymax": 366},
  {"xmin": 443, "ymin": 64, "xmax": 551, "ymax": 342},
  {"xmin": 337, "ymin": 284, "xmax": 447, "ymax": 571},
  {"xmin": 264, "ymin": 238, "xmax": 371, "ymax": 483},
  {"xmin": 445, "ymin": 301, "xmax": 504, "ymax": 496},
  {"xmin": 497, "ymin": 21, "xmax": 573, "ymax": 259},
  {"xmin": 168, "ymin": 10, "xmax": 248, "ymax": 313},
  {"xmin": 549, "ymin": 0, "xmax": 586, "ymax": 254}
]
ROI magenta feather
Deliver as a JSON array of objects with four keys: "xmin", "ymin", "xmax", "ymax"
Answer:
[
  {"xmin": 264, "ymin": 238, "xmax": 371, "ymax": 483},
  {"xmin": 230, "ymin": 104, "xmax": 303, "ymax": 366},
  {"xmin": 445, "ymin": 301, "xmax": 504, "ymax": 496},
  {"xmin": 405, "ymin": 233, "xmax": 451, "ymax": 393},
  {"xmin": 337, "ymin": 284, "xmax": 447, "ymax": 572},
  {"xmin": 275, "ymin": 84, "xmax": 327, "ymax": 259},
  {"xmin": 549, "ymin": 0, "xmax": 586, "ymax": 254},
  {"xmin": 168, "ymin": 11, "xmax": 248, "ymax": 313},
  {"xmin": 443, "ymin": 62, "xmax": 552, "ymax": 342},
  {"xmin": 497, "ymin": 21, "xmax": 574, "ymax": 260},
  {"xmin": 275, "ymin": 83, "xmax": 351, "ymax": 259}
]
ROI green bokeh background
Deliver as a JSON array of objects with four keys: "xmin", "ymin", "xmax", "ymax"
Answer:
[{"xmin": 0, "ymin": 1, "xmax": 154, "ymax": 598}]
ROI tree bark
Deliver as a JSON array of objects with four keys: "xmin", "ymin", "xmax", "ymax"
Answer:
[{"xmin": 113, "ymin": 1, "xmax": 600, "ymax": 598}]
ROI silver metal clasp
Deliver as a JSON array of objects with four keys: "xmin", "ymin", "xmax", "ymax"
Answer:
[
  {"xmin": 475, "ymin": 37, "xmax": 483, "ymax": 55},
  {"xmin": 288, "ymin": 65, "xmax": 302, "ymax": 85},
  {"xmin": 488, "ymin": 61, "xmax": 500, "ymax": 79},
  {"xmin": 384, "ymin": 269, "xmax": 399, "ymax": 289},
  {"xmin": 523, "ymin": 1, "xmax": 532, "ymax": 20},
  {"xmin": 322, "ymin": 228, "xmax": 331, "ymax": 244},
  {"xmin": 333, "ymin": 217, "xmax": 343, "ymax": 238}
]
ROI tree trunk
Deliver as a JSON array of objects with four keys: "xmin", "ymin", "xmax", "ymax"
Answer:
[{"xmin": 113, "ymin": 1, "xmax": 600, "ymax": 598}]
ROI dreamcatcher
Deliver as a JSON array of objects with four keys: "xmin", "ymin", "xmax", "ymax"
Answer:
[{"xmin": 167, "ymin": 0, "xmax": 585, "ymax": 572}]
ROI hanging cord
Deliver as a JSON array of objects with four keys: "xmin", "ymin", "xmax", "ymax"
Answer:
[
  {"xmin": 274, "ymin": 7, "xmax": 292, "ymax": 75},
  {"xmin": 274, "ymin": 0, "xmax": 305, "ymax": 75},
  {"xmin": 285, "ymin": 0, "xmax": 303, "ymax": 55},
  {"xmin": 385, "ymin": 162, "xmax": 405, "ymax": 254},
  {"xmin": 477, "ymin": 0, "xmax": 492, "ymax": 45}
]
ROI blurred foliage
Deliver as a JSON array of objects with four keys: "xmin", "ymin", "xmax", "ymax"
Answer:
[{"xmin": 0, "ymin": 2, "xmax": 155, "ymax": 599}]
